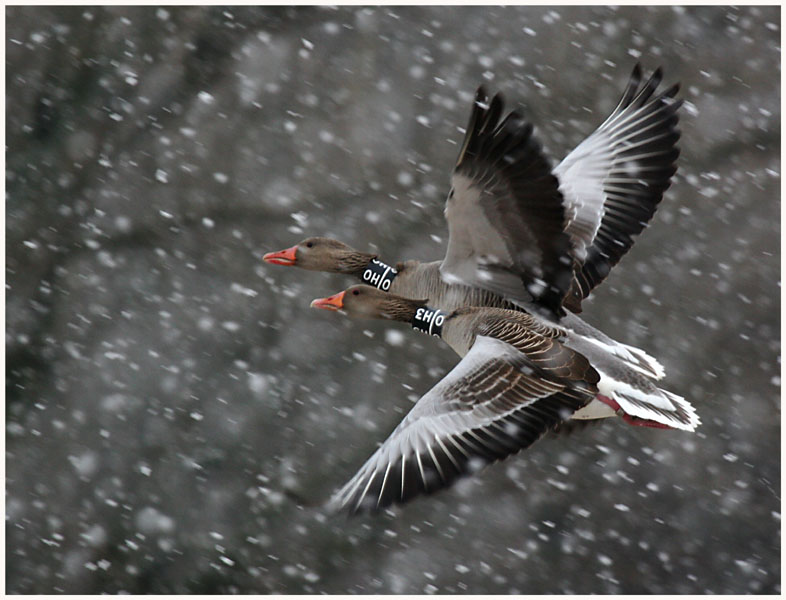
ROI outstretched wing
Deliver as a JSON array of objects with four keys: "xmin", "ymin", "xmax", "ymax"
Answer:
[
  {"xmin": 555, "ymin": 64, "xmax": 682, "ymax": 310},
  {"xmin": 440, "ymin": 87, "xmax": 578, "ymax": 320},
  {"xmin": 327, "ymin": 333, "xmax": 597, "ymax": 515}
]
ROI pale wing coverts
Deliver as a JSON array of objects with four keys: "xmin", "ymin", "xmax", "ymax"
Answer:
[{"xmin": 329, "ymin": 327, "xmax": 598, "ymax": 515}]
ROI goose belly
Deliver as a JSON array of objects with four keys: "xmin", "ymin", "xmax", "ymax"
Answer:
[{"xmin": 571, "ymin": 397, "xmax": 617, "ymax": 420}]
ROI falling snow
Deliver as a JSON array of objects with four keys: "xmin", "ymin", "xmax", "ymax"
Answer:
[{"xmin": 6, "ymin": 4, "xmax": 779, "ymax": 596}]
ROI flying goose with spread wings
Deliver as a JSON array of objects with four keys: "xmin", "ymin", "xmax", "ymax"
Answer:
[
  {"xmin": 311, "ymin": 285, "xmax": 698, "ymax": 515},
  {"xmin": 265, "ymin": 64, "xmax": 682, "ymax": 379}
]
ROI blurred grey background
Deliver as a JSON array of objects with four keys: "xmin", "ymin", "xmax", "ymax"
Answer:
[{"xmin": 6, "ymin": 5, "xmax": 780, "ymax": 594}]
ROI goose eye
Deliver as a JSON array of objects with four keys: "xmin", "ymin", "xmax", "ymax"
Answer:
[
  {"xmin": 352, "ymin": 290, "xmax": 360, "ymax": 296},
  {"xmin": 306, "ymin": 242, "xmax": 314, "ymax": 248}
]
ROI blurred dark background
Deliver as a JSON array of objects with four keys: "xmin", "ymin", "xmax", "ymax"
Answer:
[{"xmin": 6, "ymin": 5, "xmax": 780, "ymax": 594}]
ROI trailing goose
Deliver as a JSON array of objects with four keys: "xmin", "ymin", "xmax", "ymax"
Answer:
[
  {"xmin": 264, "ymin": 64, "xmax": 681, "ymax": 380},
  {"xmin": 310, "ymin": 285, "xmax": 699, "ymax": 515}
]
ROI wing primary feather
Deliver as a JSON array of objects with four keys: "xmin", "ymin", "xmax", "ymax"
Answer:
[
  {"xmin": 354, "ymin": 469, "xmax": 378, "ymax": 514},
  {"xmin": 447, "ymin": 433, "xmax": 473, "ymax": 459},
  {"xmin": 456, "ymin": 430, "xmax": 492, "ymax": 458},
  {"xmin": 339, "ymin": 468, "xmax": 368, "ymax": 510},
  {"xmin": 436, "ymin": 435, "xmax": 462, "ymax": 470},
  {"xmin": 415, "ymin": 448, "xmax": 428, "ymax": 492},
  {"xmin": 427, "ymin": 443, "xmax": 447, "ymax": 484},
  {"xmin": 464, "ymin": 428, "xmax": 494, "ymax": 452},
  {"xmin": 609, "ymin": 63, "xmax": 642, "ymax": 117},
  {"xmin": 377, "ymin": 461, "xmax": 393, "ymax": 509},
  {"xmin": 400, "ymin": 454, "xmax": 407, "ymax": 501}
]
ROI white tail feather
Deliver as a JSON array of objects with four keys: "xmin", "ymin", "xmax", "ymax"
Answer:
[{"xmin": 597, "ymin": 373, "xmax": 700, "ymax": 432}]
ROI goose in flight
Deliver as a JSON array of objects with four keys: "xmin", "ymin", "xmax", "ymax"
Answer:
[
  {"xmin": 265, "ymin": 64, "xmax": 682, "ymax": 380},
  {"xmin": 311, "ymin": 285, "xmax": 698, "ymax": 515}
]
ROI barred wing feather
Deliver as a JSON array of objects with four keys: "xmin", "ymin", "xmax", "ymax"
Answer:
[{"xmin": 328, "ymin": 335, "xmax": 596, "ymax": 515}]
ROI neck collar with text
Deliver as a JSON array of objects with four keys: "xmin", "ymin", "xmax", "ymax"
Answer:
[
  {"xmin": 411, "ymin": 306, "xmax": 447, "ymax": 337},
  {"xmin": 360, "ymin": 258, "xmax": 398, "ymax": 291}
]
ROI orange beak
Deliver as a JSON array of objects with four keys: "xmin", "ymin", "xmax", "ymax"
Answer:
[
  {"xmin": 263, "ymin": 245, "xmax": 298, "ymax": 266},
  {"xmin": 310, "ymin": 291, "xmax": 345, "ymax": 311}
]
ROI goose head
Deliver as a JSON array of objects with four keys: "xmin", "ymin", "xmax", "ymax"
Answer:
[
  {"xmin": 263, "ymin": 237, "xmax": 375, "ymax": 274},
  {"xmin": 311, "ymin": 285, "xmax": 428, "ymax": 322}
]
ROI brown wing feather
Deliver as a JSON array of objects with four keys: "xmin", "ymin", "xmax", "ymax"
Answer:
[
  {"xmin": 442, "ymin": 87, "xmax": 578, "ymax": 319},
  {"xmin": 329, "ymin": 321, "xmax": 599, "ymax": 515},
  {"xmin": 476, "ymin": 313, "xmax": 600, "ymax": 387}
]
